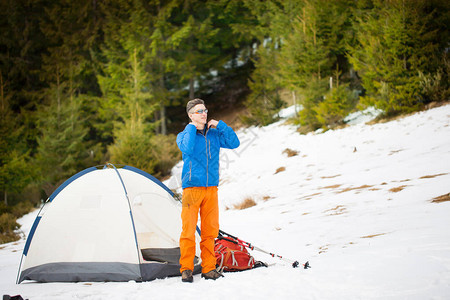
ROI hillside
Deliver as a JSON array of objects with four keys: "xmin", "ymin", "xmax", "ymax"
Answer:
[{"xmin": 1, "ymin": 104, "xmax": 449, "ymax": 299}]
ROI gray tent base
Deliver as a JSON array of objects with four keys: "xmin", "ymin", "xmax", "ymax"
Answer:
[
  {"xmin": 18, "ymin": 261, "xmax": 202, "ymax": 283},
  {"xmin": 141, "ymin": 247, "xmax": 199, "ymax": 265}
]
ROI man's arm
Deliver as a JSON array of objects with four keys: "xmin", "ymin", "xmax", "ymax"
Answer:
[
  {"xmin": 216, "ymin": 120, "xmax": 240, "ymax": 149},
  {"xmin": 176, "ymin": 124, "xmax": 197, "ymax": 155}
]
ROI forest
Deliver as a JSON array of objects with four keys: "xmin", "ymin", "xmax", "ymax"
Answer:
[{"xmin": 0, "ymin": 0, "xmax": 448, "ymax": 243}]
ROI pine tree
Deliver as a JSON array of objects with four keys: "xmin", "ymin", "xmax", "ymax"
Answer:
[
  {"xmin": 145, "ymin": 0, "xmax": 181, "ymax": 135},
  {"xmin": 35, "ymin": 98, "xmax": 88, "ymax": 196},
  {"xmin": 107, "ymin": 102, "xmax": 158, "ymax": 174},
  {"xmin": 35, "ymin": 0, "xmax": 100, "ymax": 195},
  {"xmin": 0, "ymin": 0, "xmax": 48, "ymax": 108},
  {"xmin": 243, "ymin": 42, "xmax": 284, "ymax": 126},
  {"xmin": 348, "ymin": 0, "xmax": 443, "ymax": 114},
  {"xmin": 0, "ymin": 71, "xmax": 32, "ymax": 204},
  {"xmin": 241, "ymin": 0, "xmax": 357, "ymax": 128},
  {"xmin": 0, "ymin": 0, "xmax": 50, "ymax": 164},
  {"xmin": 314, "ymin": 83, "xmax": 358, "ymax": 127},
  {"xmin": 169, "ymin": 0, "xmax": 226, "ymax": 99},
  {"xmin": 277, "ymin": 0, "xmax": 331, "ymax": 129},
  {"xmin": 39, "ymin": 0, "xmax": 101, "ymax": 105},
  {"xmin": 241, "ymin": 0, "xmax": 303, "ymax": 125},
  {"xmin": 98, "ymin": 0, "xmax": 162, "ymax": 173}
]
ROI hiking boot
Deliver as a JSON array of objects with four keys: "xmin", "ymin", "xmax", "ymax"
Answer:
[
  {"xmin": 181, "ymin": 270, "xmax": 193, "ymax": 283},
  {"xmin": 201, "ymin": 269, "xmax": 224, "ymax": 280}
]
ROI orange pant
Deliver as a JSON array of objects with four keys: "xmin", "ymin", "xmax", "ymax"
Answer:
[{"xmin": 179, "ymin": 186, "xmax": 219, "ymax": 274}]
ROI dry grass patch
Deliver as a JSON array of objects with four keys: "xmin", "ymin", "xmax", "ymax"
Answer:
[
  {"xmin": 233, "ymin": 197, "xmax": 257, "ymax": 210},
  {"xmin": 419, "ymin": 173, "xmax": 448, "ymax": 179},
  {"xmin": 282, "ymin": 148, "xmax": 299, "ymax": 157},
  {"xmin": 274, "ymin": 166, "xmax": 286, "ymax": 174},
  {"xmin": 388, "ymin": 149, "xmax": 404, "ymax": 155},
  {"xmin": 361, "ymin": 233, "xmax": 387, "ymax": 239},
  {"xmin": 318, "ymin": 244, "xmax": 330, "ymax": 254},
  {"xmin": 389, "ymin": 185, "xmax": 407, "ymax": 193},
  {"xmin": 0, "ymin": 213, "xmax": 21, "ymax": 244},
  {"xmin": 342, "ymin": 241, "xmax": 356, "ymax": 248},
  {"xmin": 262, "ymin": 195, "xmax": 273, "ymax": 201},
  {"xmin": 299, "ymin": 192, "xmax": 322, "ymax": 200},
  {"xmin": 320, "ymin": 174, "xmax": 341, "ymax": 179},
  {"xmin": 431, "ymin": 193, "xmax": 450, "ymax": 203},
  {"xmin": 321, "ymin": 184, "xmax": 342, "ymax": 189},
  {"xmin": 337, "ymin": 185, "xmax": 374, "ymax": 194},
  {"xmin": 324, "ymin": 205, "xmax": 347, "ymax": 216}
]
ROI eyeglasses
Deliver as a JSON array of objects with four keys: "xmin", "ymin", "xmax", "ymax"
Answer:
[{"xmin": 192, "ymin": 109, "xmax": 208, "ymax": 114}]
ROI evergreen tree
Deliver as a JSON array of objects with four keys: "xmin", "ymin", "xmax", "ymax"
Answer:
[
  {"xmin": 39, "ymin": 0, "xmax": 102, "ymax": 107},
  {"xmin": 0, "ymin": 72, "xmax": 32, "ymax": 205},
  {"xmin": 35, "ymin": 99, "xmax": 88, "ymax": 196},
  {"xmin": 314, "ymin": 83, "xmax": 358, "ymax": 127},
  {"xmin": 348, "ymin": 0, "xmax": 443, "ymax": 114},
  {"xmin": 35, "ymin": 0, "xmax": 100, "ymax": 195},
  {"xmin": 107, "ymin": 102, "xmax": 157, "ymax": 173},
  {"xmin": 244, "ymin": 42, "xmax": 284, "ymax": 126},
  {"xmin": 278, "ymin": 1, "xmax": 330, "ymax": 89},
  {"xmin": 99, "ymin": 0, "xmax": 162, "ymax": 173},
  {"xmin": 241, "ymin": 0, "xmax": 301, "ymax": 125},
  {"xmin": 146, "ymin": 0, "xmax": 181, "ymax": 135},
  {"xmin": 104, "ymin": 41, "xmax": 158, "ymax": 171},
  {"xmin": 241, "ymin": 0, "xmax": 357, "ymax": 128},
  {"xmin": 0, "ymin": 0, "xmax": 48, "ymax": 108},
  {"xmin": 278, "ymin": 0, "xmax": 357, "ymax": 130},
  {"xmin": 0, "ymin": 0, "xmax": 50, "ymax": 160},
  {"xmin": 170, "ymin": 0, "xmax": 227, "ymax": 99}
]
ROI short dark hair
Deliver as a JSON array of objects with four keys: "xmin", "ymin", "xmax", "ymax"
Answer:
[{"xmin": 186, "ymin": 98, "xmax": 205, "ymax": 114}]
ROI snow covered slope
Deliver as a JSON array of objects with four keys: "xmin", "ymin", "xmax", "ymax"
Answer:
[{"xmin": 2, "ymin": 104, "xmax": 449, "ymax": 299}]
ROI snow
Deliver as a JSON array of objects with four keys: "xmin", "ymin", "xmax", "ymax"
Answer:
[
  {"xmin": 344, "ymin": 107, "xmax": 383, "ymax": 125},
  {"xmin": 2, "ymin": 104, "xmax": 450, "ymax": 299},
  {"xmin": 276, "ymin": 104, "xmax": 303, "ymax": 119}
]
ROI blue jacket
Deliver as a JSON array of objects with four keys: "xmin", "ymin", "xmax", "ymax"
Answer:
[{"xmin": 177, "ymin": 120, "xmax": 240, "ymax": 189}]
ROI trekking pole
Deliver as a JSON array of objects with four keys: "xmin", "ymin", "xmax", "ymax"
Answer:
[{"xmin": 218, "ymin": 230, "xmax": 310, "ymax": 269}]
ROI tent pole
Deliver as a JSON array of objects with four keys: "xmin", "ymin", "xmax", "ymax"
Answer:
[{"xmin": 109, "ymin": 163, "xmax": 143, "ymax": 281}]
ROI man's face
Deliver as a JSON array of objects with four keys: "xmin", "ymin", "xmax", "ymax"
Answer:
[{"xmin": 189, "ymin": 104, "xmax": 208, "ymax": 124}]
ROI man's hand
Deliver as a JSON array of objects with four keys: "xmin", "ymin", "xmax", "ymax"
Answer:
[{"xmin": 208, "ymin": 119, "xmax": 219, "ymax": 128}]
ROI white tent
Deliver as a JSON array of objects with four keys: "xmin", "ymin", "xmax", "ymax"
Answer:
[{"xmin": 17, "ymin": 164, "xmax": 201, "ymax": 283}]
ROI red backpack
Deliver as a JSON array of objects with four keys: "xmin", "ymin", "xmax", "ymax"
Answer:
[{"xmin": 214, "ymin": 236, "xmax": 259, "ymax": 272}]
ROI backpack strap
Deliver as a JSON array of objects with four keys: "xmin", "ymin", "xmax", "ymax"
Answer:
[
  {"xmin": 231, "ymin": 251, "xmax": 238, "ymax": 267},
  {"xmin": 217, "ymin": 253, "xmax": 225, "ymax": 272},
  {"xmin": 248, "ymin": 256, "xmax": 255, "ymax": 267}
]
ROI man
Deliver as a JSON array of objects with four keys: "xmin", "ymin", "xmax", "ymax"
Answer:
[{"xmin": 177, "ymin": 98, "xmax": 240, "ymax": 282}]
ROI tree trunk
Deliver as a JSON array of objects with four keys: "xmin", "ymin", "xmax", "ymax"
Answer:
[
  {"xmin": 292, "ymin": 90, "xmax": 298, "ymax": 116},
  {"xmin": 160, "ymin": 103, "xmax": 167, "ymax": 135},
  {"xmin": 0, "ymin": 71, "xmax": 4, "ymax": 111},
  {"xmin": 159, "ymin": 75, "xmax": 167, "ymax": 135},
  {"xmin": 154, "ymin": 111, "xmax": 160, "ymax": 134},
  {"xmin": 189, "ymin": 77, "xmax": 195, "ymax": 99}
]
